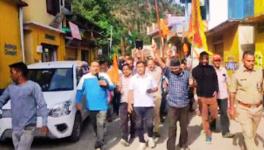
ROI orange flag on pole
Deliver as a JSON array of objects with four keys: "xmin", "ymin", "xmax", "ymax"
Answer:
[
  {"xmin": 189, "ymin": 0, "xmax": 212, "ymax": 55},
  {"xmin": 159, "ymin": 19, "xmax": 170, "ymax": 39},
  {"xmin": 107, "ymin": 54, "xmax": 120, "ymax": 85}
]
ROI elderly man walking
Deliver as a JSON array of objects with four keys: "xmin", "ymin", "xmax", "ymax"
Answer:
[
  {"xmin": 146, "ymin": 59, "xmax": 162, "ymax": 138},
  {"xmin": 212, "ymin": 54, "xmax": 234, "ymax": 138}
]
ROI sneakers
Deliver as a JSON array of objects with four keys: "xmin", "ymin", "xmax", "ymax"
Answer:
[
  {"xmin": 138, "ymin": 143, "xmax": 146, "ymax": 150},
  {"xmin": 205, "ymin": 136, "xmax": 212, "ymax": 144},
  {"xmin": 129, "ymin": 135, "xmax": 136, "ymax": 144},
  {"xmin": 95, "ymin": 141, "xmax": 104, "ymax": 150},
  {"xmin": 148, "ymin": 137, "xmax": 156, "ymax": 148},
  {"xmin": 120, "ymin": 138, "xmax": 129, "ymax": 146},
  {"xmin": 223, "ymin": 132, "xmax": 235, "ymax": 138},
  {"xmin": 177, "ymin": 144, "xmax": 190, "ymax": 150}
]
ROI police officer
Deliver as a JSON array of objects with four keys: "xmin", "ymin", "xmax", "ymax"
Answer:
[{"xmin": 229, "ymin": 51, "xmax": 264, "ymax": 150}]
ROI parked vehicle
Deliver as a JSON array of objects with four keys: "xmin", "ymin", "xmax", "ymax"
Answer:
[{"xmin": 0, "ymin": 61, "xmax": 89, "ymax": 142}]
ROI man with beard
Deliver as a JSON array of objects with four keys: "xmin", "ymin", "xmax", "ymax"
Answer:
[{"xmin": 192, "ymin": 52, "xmax": 219, "ymax": 144}]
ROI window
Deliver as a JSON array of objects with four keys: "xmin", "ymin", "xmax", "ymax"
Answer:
[
  {"xmin": 65, "ymin": 0, "xmax": 72, "ymax": 11},
  {"xmin": 46, "ymin": 0, "xmax": 60, "ymax": 16},
  {"xmin": 81, "ymin": 50, "xmax": 89, "ymax": 62},
  {"xmin": 76, "ymin": 64, "xmax": 89, "ymax": 85},
  {"xmin": 28, "ymin": 68, "xmax": 74, "ymax": 92},
  {"xmin": 41, "ymin": 44, "xmax": 58, "ymax": 62}
]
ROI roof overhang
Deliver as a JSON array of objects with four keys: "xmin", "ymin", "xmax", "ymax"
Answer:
[
  {"xmin": 24, "ymin": 21, "xmax": 64, "ymax": 33},
  {"xmin": 242, "ymin": 14, "xmax": 264, "ymax": 25},
  {"xmin": 206, "ymin": 20, "xmax": 240, "ymax": 37},
  {"xmin": 13, "ymin": 0, "xmax": 28, "ymax": 7}
]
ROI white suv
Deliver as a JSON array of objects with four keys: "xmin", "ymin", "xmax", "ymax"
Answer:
[{"xmin": 0, "ymin": 61, "xmax": 90, "ymax": 142}]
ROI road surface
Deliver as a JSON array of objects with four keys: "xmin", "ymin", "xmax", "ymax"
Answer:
[{"xmin": 1, "ymin": 113, "xmax": 264, "ymax": 150}]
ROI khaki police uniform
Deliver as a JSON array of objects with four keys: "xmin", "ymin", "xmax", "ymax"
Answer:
[{"xmin": 230, "ymin": 66, "xmax": 263, "ymax": 150}]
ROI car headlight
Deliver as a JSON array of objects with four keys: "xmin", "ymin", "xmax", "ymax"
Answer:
[{"xmin": 49, "ymin": 101, "xmax": 72, "ymax": 117}]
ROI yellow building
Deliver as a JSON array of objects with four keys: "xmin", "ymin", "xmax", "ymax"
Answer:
[
  {"xmin": 206, "ymin": 21, "xmax": 243, "ymax": 75},
  {"xmin": 253, "ymin": 0, "xmax": 264, "ymax": 69},
  {"xmin": 65, "ymin": 44, "xmax": 97, "ymax": 64},
  {"xmin": 0, "ymin": 0, "xmax": 27, "ymax": 92},
  {"xmin": 206, "ymin": 0, "xmax": 264, "ymax": 72},
  {"xmin": 254, "ymin": 0, "xmax": 264, "ymax": 16},
  {"xmin": 23, "ymin": 0, "xmax": 65, "ymax": 64}
]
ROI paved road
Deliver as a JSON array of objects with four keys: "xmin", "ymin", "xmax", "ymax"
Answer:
[{"xmin": 1, "ymin": 113, "xmax": 264, "ymax": 150}]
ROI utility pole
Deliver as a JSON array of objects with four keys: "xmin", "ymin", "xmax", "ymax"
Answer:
[{"xmin": 109, "ymin": 25, "xmax": 113, "ymax": 56}]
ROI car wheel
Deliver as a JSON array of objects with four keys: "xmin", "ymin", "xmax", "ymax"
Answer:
[{"xmin": 69, "ymin": 113, "xmax": 82, "ymax": 142}]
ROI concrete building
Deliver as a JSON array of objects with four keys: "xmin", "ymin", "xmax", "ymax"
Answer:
[
  {"xmin": 23, "ymin": 0, "xmax": 67, "ymax": 63},
  {"xmin": 205, "ymin": 0, "xmax": 264, "ymax": 73},
  {"xmin": 0, "ymin": 0, "xmax": 27, "ymax": 93}
]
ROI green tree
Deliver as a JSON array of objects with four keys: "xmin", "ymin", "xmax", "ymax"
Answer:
[{"xmin": 72, "ymin": 0, "xmax": 185, "ymax": 56}]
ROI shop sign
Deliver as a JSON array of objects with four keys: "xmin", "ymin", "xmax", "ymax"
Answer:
[
  {"xmin": 4, "ymin": 43, "xmax": 17, "ymax": 56},
  {"xmin": 225, "ymin": 56, "xmax": 238, "ymax": 71},
  {"xmin": 45, "ymin": 34, "xmax": 55, "ymax": 41},
  {"xmin": 225, "ymin": 62, "xmax": 238, "ymax": 71}
]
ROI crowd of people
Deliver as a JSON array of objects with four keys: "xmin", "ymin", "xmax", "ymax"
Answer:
[
  {"xmin": 75, "ymin": 42, "xmax": 263, "ymax": 150},
  {"xmin": 0, "ymin": 41, "xmax": 263, "ymax": 150}
]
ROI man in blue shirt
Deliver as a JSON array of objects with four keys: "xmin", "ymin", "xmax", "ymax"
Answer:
[
  {"xmin": 76, "ymin": 61, "xmax": 115, "ymax": 150},
  {"xmin": 0, "ymin": 62, "xmax": 48, "ymax": 150},
  {"xmin": 153, "ymin": 44, "xmax": 192, "ymax": 150}
]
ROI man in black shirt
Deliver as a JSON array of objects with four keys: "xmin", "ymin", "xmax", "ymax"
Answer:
[{"xmin": 192, "ymin": 52, "xmax": 219, "ymax": 144}]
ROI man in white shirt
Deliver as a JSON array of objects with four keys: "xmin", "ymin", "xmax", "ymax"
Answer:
[
  {"xmin": 212, "ymin": 54, "xmax": 234, "ymax": 138},
  {"xmin": 128, "ymin": 61, "xmax": 158, "ymax": 150}
]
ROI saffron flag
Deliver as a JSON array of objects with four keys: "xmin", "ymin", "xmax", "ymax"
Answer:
[
  {"xmin": 189, "ymin": 0, "xmax": 212, "ymax": 55},
  {"xmin": 159, "ymin": 19, "xmax": 170, "ymax": 39},
  {"xmin": 107, "ymin": 54, "xmax": 120, "ymax": 85}
]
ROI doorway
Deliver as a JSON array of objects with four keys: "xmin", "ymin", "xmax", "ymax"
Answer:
[{"xmin": 41, "ymin": 44, "xmax": 58, "ymax": 62}]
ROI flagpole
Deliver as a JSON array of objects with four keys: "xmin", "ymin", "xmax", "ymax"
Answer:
[{"xmin": 154, "ymin": 0, "xmax": 164, "ymax": 57}]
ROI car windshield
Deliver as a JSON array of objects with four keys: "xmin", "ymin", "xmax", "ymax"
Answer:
[{"xmin": 28, "ymin": 68, "xmax": 74, "ymax": 92}]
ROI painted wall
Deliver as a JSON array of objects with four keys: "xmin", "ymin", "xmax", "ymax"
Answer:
[
  {"xmin": 207, "ymin": 26, "xmax": 240, "ymax": 75},
  {"xmin": 23, "ymin": 0, "xmax": 55, "ymax": 25},
  {"xmin": 255, "ymin": 29, "xmax": 264, "ymax": 68},
  {"xmin": 228, "ymin": 0, "xmax": 254, "ymax": 19},
  {"xmin": 0, "ymin": 1, "xmax": 22, "ymax": 89},
  {"xmin": 223, "ymin": 26, "xmax": 240, "ymax": 63},
  {"xmin": 208, "ymin": 0, "xmax": 228, "ymax": 30},
  {"xmin": 65, "ymin": 47, "xmax": 98, "ymax": 64},
  {"xmin": 254, "ymin": 0, "xmax": 264, "ymax": 16},
  {"xmin": 65, "ymin": 47, "xmax": 78, "ymax": 60},
  {"xmin": 254, "ymin": 0, "xmax": 264, "ymax": 68},
  {"xmin": 24, "ymin": 25, "xmax": 65, "ymax": 64}
]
